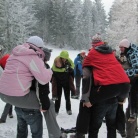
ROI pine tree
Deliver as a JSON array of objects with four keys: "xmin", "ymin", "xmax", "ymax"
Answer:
[{"xmin": 107, "ymin": 0, "xmax": 138, "ymax": 48}]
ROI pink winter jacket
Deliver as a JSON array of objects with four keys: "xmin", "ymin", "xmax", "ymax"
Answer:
[{"xmin": 0, "ymin": 43, "xmax": 53, "ymax": 96}]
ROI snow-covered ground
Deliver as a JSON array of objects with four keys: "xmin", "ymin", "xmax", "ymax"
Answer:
[{"xmin": 0, "ymin": 46, "xmax": 137, "ymax": 138}]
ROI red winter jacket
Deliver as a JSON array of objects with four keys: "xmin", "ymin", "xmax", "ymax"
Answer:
[
  {"xmin": 83, "ymin": 43, "xmax": 130, "ymax": 86},
  {"xmin": 0, "ymin": 54, "xmax": 10, "ymax": 69}
]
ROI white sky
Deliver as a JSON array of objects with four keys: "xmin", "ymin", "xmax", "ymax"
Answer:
[{"xmin": 102, "ymin": 0, "xmax": 115, "ymax": 14}]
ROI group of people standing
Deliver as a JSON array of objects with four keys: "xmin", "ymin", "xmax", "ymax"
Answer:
[{"xmin": 0, "ymin": 34, "xmax": 137, "ymax": 138}]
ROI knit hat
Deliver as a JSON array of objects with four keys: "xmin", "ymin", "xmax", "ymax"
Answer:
[
  {"xmin": 42, "ymin": 47, "xmax": 52, "ymax": 61},
  {"xmin": 59, "ymin": 51, "xmax": 69, "ymax": 59},
  {"xmin": 26, "ymin": 36, "xmax": 44, "ymax": 48},
  {"xmin": 80, "ymin": 50, "xmax": 86, "ymax": 54},
  {"xmin": 92, "ymin": 33, "xmax": 102, "ymax": 43},
  {"xmin": 119, "ymin": 39, "xmax": 130, "ymax": 48}
]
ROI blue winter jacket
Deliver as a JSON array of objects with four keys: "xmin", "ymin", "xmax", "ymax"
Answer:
[
  {"xmin": 74, "ymin": 54, "xmax": 83, "ymax": 76},
  {"xmin": 126, "ymin": 43, "xmax": 138, "ymax": 77}
]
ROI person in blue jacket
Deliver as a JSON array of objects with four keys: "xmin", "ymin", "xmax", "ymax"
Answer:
[{"xmin": 73, "ymin": 50, "xmax": 86, "ymax": 99}]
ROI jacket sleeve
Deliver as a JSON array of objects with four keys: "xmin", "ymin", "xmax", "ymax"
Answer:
[
  {"xmin": 29, "ymin": 55, "xmax": 53, "ymax": 85},
  {"xmin": 74, "ymin": 57, "xmax": 83, "ymax": 75},
  {"xmin": 125, "ymin": 44, "xmax": 138, "ymax": 77},
  {"xmin": 81, "ymin": 67, "xmax": 92, "ymax": 102}
]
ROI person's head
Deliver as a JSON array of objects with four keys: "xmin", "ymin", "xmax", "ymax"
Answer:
[
  {"xmin": 42, "ymin": 47, "xmax": 52, "ymax": 62},
  {"xmin": 92, "ymin": 33, "xmax": 102, "ymax": 44},
  {"xmin": 119, "ymin": 39, "xmax": 130, "ymax": 53},
  {"xmin": 26, "ymin": 36, "xmax": 44, "ymax": 49},
  {"xmin": 80, "ymin": 50, "xmax": 86, "ymax": 58},
  {"xmin": 59, "ymin": 50, "xmax": 69, "ymax": 63}
]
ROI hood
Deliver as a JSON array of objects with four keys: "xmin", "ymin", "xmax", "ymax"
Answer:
[
  {"xmin": 12, "ymin": 43, "xmax": 45, "ymax": 59},
  {"xmin": 59, "ymin": 51, "xmax": 69, "ymax": 59},
  {"xmin": 94, "ymin": 43, "xmax": 113, "ymax": 54}
]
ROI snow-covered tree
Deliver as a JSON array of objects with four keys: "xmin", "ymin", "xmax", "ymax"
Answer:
[
  {"xmin": 0, "ymin": 0, "xmax": 6, "ymax": 46},
  {"xmin": 92, "ymin": 0, "xmax": 107, "ymax": 37},
  {"xmin": 107, "ymin": 0, "xmax": 138, "ymax": 48}
]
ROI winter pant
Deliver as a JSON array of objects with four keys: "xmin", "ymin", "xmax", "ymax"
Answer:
[
  {"xmin": 89, "ymin": 102, "xmax": 118, "ymax": 138},
  {"xmin": 0, "ymin": 103, "xmax": 12, "ymax": 121},
  {"xmin": 69, "ymin": 76, "xmax": 76, "ymax": 96},
  {"xmin": 9, "ymin": 105, "xmax": 13, "ymax": 115},
  {"xmin": 128, "ymin": 78, "xmax": 138, "ymax": 115},
  {"xmin": 0, "ymin": 91, "xmax": 61, "ymax": 138},
  {"xmin": 52, "ymin": 76, "xmax": 58, "ymax": 98},
  {"xmin": 90, "ymin": 83, "xmax": 130, "ymax": 104},
  {"xmin": 15, "ymin": 107, "xmax": 43, "ymax": 138},
  {"xmin": 116, "ymin": 104, "xmax": 126, "ymax": 132},
  {"xmin": 55, "ymin": 82, "xmax": 71, "ymax": 113},
  {"xmin": 52, "ymin": 76, "xmax": 76, "ymax": 98},
  {"xmin": 74, "ymin": 75, "xmax": 82, "ymax": 97},
  {"xmin": 76, "ymin": 101, "xmax": 91, "ymax": 134}
]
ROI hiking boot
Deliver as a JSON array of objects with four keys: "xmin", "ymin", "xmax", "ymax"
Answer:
[
  {"xmin": 67, "ymin": 110, "xmax": 72, "ymax": 115},
  {"xmin": 118, "ymin": 130, "xmax": 126, "ymax": 137},
  {"xmin": 9, "ymin": 114, "xmax": 13, "ymax": 118},
  {"xmin": 0, "ymin": 119, "xmax": 6, "ymax": 123}
]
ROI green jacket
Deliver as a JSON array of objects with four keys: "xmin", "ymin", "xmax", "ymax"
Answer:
[{"xmin": 52, "ymin": 51, "xmax": 74, "ymax": 72}]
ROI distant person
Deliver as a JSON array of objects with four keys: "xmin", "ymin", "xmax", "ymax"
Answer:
[
  {"xmin": 0, "ymin": 36, "xmax": 65, "ymax": 138},
  {"xmin": 52, "ymin": 50, "xmax": 74, "ymax": 115},
  {"xmin": 73, "ymin": 50, "xmax": 86, "ymax": 99},
  {"xmin": 0, "ymin": 45, "xmax": 13, "ymax": 123}
]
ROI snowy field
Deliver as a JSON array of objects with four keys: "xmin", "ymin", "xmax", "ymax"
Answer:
[{"xmin": 0, "ymin": 46, "xmax": 137, "ymax": 138}]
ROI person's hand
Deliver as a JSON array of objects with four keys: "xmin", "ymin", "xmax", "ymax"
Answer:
[
  {"xmin": 83, "ymin": 102, "xmax": 92, "ymax": 108},
  {"xmin": 40, "ymin": 109, "xmax": 47, "ymax": 112},
  {"xmin": 118, "ymin": 98, "xmax": 126, "ymax": 105}
]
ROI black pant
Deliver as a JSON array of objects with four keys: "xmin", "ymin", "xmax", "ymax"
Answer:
[
  {"xmin": 55, "ymin": 82, "xmax": 71, "ymax": 113},
  {"xmin": 90, "ymin": 83, "xmax": 130, "ymax": 104},
  {"xmin": 89, "ymin": 102, "xmax": 118, "ymax": 138},
  {"xmin": 76, "ymin": 101, "xmax": 118, "ymax": 138},
  {"xmin": 75, "ymin": 75, "xmax": 82, "ymax": 96},
  {"xmin": 116, "ymin": 104, "xmax": 125, "ymax": 132}
]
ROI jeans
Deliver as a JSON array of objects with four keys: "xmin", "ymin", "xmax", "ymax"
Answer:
[
  {"xmin": 0, "ymin": 103, "xmax": 12, "ymax": 121},
  {"xmin": 0, "ymin": 92, "xmax": 61, "ymax": 138},
  {"xmin": 15, "ymin": 107, "xmax": 43, "ymax": 138},
  {"xmin": 89, "ymin": 102, "xmax": 118, "ymax": 138}
]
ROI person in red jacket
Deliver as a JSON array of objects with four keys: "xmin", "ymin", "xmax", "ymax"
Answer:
[
  {"xmin": 0, "ymin": 46, "xmax": 13, "ymax": 123},
  {"xmin": 72, "ymin": 34, "xmax": 130, "ymax": 138}
]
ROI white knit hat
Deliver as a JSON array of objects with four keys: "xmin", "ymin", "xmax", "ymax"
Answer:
[
  {"xmin": 119, "ymin": 39, "xmax": 130, "ymax": 48},
  {"xmin": 26, "ymin": 36, "xmax": 44, "ymax": 48}
]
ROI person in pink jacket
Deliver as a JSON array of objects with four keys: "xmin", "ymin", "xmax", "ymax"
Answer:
[{"xmin": 0, "ymin": 36, "xmax": 64, "ymax": 138}]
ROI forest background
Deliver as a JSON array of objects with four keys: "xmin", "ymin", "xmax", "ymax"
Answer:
[{"xmin": 0, "ymin": 0, "xmax": 138, "ymax": 51}]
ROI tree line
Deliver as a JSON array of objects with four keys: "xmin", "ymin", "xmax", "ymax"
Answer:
[{"xmin": 0, "ymin": 0, "xmax": 137, "ymax": 51}]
